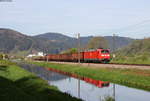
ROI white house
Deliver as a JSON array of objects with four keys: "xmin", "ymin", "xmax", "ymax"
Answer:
[{"xmin": 27, "ymin": 52, "xmax": 45, "ymax": 58}]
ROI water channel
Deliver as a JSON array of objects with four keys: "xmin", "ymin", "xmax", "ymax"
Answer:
[{"xmin": 18, "ymin": 62, "xmax": 150, "ymax": 101}]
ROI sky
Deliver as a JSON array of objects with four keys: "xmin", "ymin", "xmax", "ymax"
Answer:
[{"xmin": 0, "ymin": 0, "xmax": 150, "ymax": 38}]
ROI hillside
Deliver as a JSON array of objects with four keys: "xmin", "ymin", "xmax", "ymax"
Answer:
[
  {"xmin": 35, "ymin": 32, "xmax": 74, "ymax": 41},
  {"xmin": 0, "ymin": 28, "xmax": 33, "ymax": 53},
  {"xmin": 35, "ymin": 33, "xmax": 134, "ymax": 51},
  {"xmin": 117, "ymin": 38, "xmax": 150, "ymax": 55},
  {"xmin": 0, "ymin": 28, "xmax": 59, "ymax": 55},
  {"xmin": 0, "ymin": 28, "xmax": 134, "ymax": 55},
  {"xmin": 34, "ymin": 33, "xmax": 77, "ymax": 51},
  {"xmin": 113, "ymin": 38, "xmax": 150, "ymax": 64},
  {"xmin": 0, "ymin": 29, "xmax": 81, "ymax": 55},
  {"xmin": 104, "ymin": 36, "xmax": 133, "ymax": 51}
]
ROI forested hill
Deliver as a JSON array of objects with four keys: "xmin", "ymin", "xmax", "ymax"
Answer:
[
  {"xmin": 116, "ymin": 38, "xmax": 150, "ymax": 55},
  {"xmin": 35, "ymin": 33, "xmax": 134, "ymax": 51},
  {"xmin": 113, "ymin": 38, "xmax": 150, "ymax": 64},
  {"xmin": 0, "ymin": 28, "xmax": 134, "ymax": 55},
  {"xmin": 0, "ymin": 28, "xmax": 60, "ymax": 54}
]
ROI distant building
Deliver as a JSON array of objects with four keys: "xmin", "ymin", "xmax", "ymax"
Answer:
[{"xmin": 27, "ymin": 52, "xmax": 45, "ymax": 58}]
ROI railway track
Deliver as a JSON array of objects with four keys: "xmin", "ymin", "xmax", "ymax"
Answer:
[{"xmin": 104, "ymin": 63, "xmax": 150, "ymax": 67}]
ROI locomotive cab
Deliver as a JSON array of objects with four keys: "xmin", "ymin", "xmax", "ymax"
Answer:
[
  {"xmin": 83, "ymin": 49, "xmax": 111, "ymax": 63},
  {"xmin": 98, "ymin": 49, "xmax": 110, "ymax": 63}
]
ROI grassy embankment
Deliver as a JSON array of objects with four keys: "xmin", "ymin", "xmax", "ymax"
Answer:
[
  {"xmin": 31, "ymin": 61, "xmax": 150, "ymax": 91},
  {"xmin": 0, "ymin": 60, "xmax": 81, "ymax": 101}
]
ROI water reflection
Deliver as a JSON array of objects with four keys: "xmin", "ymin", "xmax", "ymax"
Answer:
[
  {"xmin": 19, "ymin": 63, "xmax": 150, "ymax": 101},
  {"xmin": 51, "ymin": 76, "xmax": 114, "ymax": 101},
  {"xmin": 113, "ymin": 84, "xmax": 115, "ymax": 101},
  {"xmin": 78, "ymin": 79, "xmax": 80, "ymax": 98}
]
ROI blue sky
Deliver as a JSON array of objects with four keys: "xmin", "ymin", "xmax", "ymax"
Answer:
[{"xmin": 0, "ymin": 0, "xmax": 150, "ymax": 38}]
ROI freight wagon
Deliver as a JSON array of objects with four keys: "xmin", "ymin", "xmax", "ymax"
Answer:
[{"xmin": 43, "ymin": 49, "xmax": 110, "ymax": 63}]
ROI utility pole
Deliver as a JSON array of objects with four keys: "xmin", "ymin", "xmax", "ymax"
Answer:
[
  {"xmin": 46, "ymin": 55, "xmax": 49, "ymax": 62},
  {"xmin": 113, "ymin": 83, "xmax": 116, "ymax": 101},
  {"xmin": 77, "ymin": 33, "xmax": 80, "ymax": 64},
  {"xmin": 112, "ymin": 34, "xmax": 116, "ymax": 59},
  {"xmin": 113, "ymin": 34, "xmax": 116, "ymax": 52},
  {"xmin": 46, "ymin": 47, "xmax": 49, "ymax": 62},
  {"xmin": 45, "ymin": 47, "xmax": 48, "ymax": 62}
]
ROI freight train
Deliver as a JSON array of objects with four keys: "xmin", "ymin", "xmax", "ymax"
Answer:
[{"xmin": 36, "ymin": 49, "xmax": 111, "ymax": 63}]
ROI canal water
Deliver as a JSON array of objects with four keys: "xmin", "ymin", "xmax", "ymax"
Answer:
[{"xmin": 18, "ymin": 63, "xmax": 150, "ymax": 101}]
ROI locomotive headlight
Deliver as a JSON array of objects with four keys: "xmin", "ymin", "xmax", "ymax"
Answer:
[
  {"xmin": 107, "ymin": 54, "xmax": 110, "ymax": 56},
  {"xmin": 101, "ymin": 55, "xmax": 105, "ymax": 56}
]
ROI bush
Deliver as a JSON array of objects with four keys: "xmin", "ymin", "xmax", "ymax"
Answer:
[{"xmin": 0, "ymin": 54, "xmax": 3, "ymax": 60}]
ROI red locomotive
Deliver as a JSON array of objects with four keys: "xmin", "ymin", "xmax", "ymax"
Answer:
[
  {"xmin": 41, "ymin": 49, "xmax": 110, "ymax": 63},
  {"xmin": 83, "ymin": 49, "xmax": 110, "ymax": 63}
]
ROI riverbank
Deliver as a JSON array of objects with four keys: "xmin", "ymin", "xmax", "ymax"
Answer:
[
  {"xmin": 31, "ymin": 61, "xmax": 150, "ymax": 91},
  {"xmin": 0, "ymin": 60, "xmax": 81, "ymax": 101}
]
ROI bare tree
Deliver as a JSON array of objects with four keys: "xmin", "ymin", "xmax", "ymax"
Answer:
[{"xmin": 86, "ymin": 36, "xmax": 109, "ymax": 49}]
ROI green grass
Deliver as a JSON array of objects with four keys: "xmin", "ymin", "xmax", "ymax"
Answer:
[
  {"xmin": 111, "ymin": 59, "xmax": 150, "ymax": 65},
  {"xmin": 0, "ymin": 60, "xmax": 81, "ymax": 101},
  {"xmin": 111, "ymin": 55, "xmax": 150, "ymax": 65},
  {"xmin": 31, "ymin": 61, "xmax": 150, "ymax": 91},
  {"xmin": 102, "ymin": 96, "xmax": 115, "ymax": 101}
]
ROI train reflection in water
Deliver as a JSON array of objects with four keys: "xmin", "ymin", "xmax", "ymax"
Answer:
[{"xmin": 18, "ymin": 63, "xmax": 150, "ymax": 101}]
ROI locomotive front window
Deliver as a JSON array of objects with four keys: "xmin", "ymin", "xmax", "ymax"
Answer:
[{"xmin": 101, "ymin": 50, "xmax": 109, "ymax": 53}]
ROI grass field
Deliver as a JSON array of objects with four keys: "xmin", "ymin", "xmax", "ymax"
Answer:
[
  {"xmin": 31, "ymin": 61, "xmax": 150, "ymax": 91},
  {"xmin": 111, "ymin": 56, "xmax": 150, "ymax": 65},
  {"xmin": 0, "ymin": 60, "xmax": 81, "ymax": 101}
]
